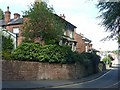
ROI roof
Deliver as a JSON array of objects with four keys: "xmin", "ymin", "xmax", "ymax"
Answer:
[
  {"xmin": 8, "ymin": 18, "xmax": 23, "ymax": 25},
  {"xmin": 75, "ymin": 33, "xmax": 92, "ymax": 43},
  {"xmin": 82, "ymin": 37, "xmax": 91, "ymax": 43},
  {"xmin": 91, "ymin": 48, "xmax": 100, "ymax": 52},
  {"xmin": 0, "ymin": 18, "xmax": 23, "ymax": 26},
  {"xmin": 62, "ymin": 36, "xmax": 77, "ymax": 43},
  {"xmin": 54, "ymin": 14, "xmax": 77, "ymax": 29},
  {"xmin": 0, "ymin": 20, "xmax": 5, "ymax": 26},
  {"xmin": 1, "ymin": 14, "xmax": 76, "ymax": 29},
  {"xmin": 23, "ymin": 14, "xmax": 77, "ymax": 29}
]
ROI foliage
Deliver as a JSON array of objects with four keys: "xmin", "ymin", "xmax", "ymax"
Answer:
[
  {"xmin": 11, "ymin": 43, "xmax": 69, "ymax": 63},
  {"xmin": 2, "ymin": 35, "xmax": 14, "ymax": 51},
  {"xmin": 2, "ymin": 34, "xmax": 14, "ymax": 60},
  {"xmin": 23, "ymin": 1, "xmax": 65, "ymax": 44},
  {"xmin": 102, "ymin": 56, "xmax": 112, "ymax": 65},
  {"xmin": 11, "ymin": 43, "xmax": 41, "ymax": 61},
  {"xmin": 11, "ymin": 43, "xmax": 100, "ymax": 67},
  {"xmin": 97, "ymin": 2, "xmax": 120, "ymax": 41},
  {"xmin": 2, "ymin": 51, "xmax": 12, "ymax": 60},
  {"xmin": 0, "ymin": 8, "xmax": 4, "ymax": 19},
  {"xmin": 74, "ymin": 52, "xmax": 100, "ymax": 73},
  {"xmin": 112, "ymin": 50, "xmax": 120, "ymax": 54}
]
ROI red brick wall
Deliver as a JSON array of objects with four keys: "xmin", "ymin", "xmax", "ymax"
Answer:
[
  {"xmin": 6, "ymin": 24, "xmax": 23, "ymax": 46},
  {"xmin": 4, "ymin": 8, "xmax": 11, "ymax": 24},
  {"xmin": 74, "ymin": 32, "xmax": 86, "ymax": 53},
  {"xmin": 2, "ymin": 60, "xmax": 94, "ymax": 80}
]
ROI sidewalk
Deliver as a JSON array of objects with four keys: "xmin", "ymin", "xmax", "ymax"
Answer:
[{"xmin": 2, "ymin": 70, "xmax": 110, "ymax": 89}]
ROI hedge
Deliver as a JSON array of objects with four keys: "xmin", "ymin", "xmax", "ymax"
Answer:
[
  {"xmin": 11, "ymin": 43, "xmax": 74, "ymax": 63},
  {"xmin": 11, "ymin": 43, "xmax": 100, "ymax": 65}
]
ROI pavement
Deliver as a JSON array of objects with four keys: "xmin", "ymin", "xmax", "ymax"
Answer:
[{"xmin": 2, "ymin": 69, "xmax": 110, "ymax": 89}]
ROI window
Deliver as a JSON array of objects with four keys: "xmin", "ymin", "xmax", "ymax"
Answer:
[
  {"xmin": 69, "ymin": 30, "xmax": 73, "ymax": 38},
  {"xmin": 64, "ymin": 29, "xmax": 74, "ymax": 38},
  {"xmin": 13, "ymin": 27, "xmax": 19, "ymax": 34}
]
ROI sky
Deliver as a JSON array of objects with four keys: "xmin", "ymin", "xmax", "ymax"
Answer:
[{"xmin": 0, "ymin": 0, "xmax": 118, "ymax": 51}]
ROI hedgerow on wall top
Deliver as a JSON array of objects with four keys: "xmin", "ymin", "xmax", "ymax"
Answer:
[
  {"xmin": 11, "ymin": 43, "xmax": 72, "ymax": 63},
  {"xmin": 11, "ymin": 43, "xmax": 100, "ymax": 65}
]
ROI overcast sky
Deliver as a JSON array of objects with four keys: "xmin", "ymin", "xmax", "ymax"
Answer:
[{"xmin": 0, "ymin": 0, "xmax": 118, "ymax": 51}]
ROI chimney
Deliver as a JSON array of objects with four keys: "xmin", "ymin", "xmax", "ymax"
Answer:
[
  {"xmin": 5, "ymin": 6, "xmax": 11, "ymax": 24},
  {"xmin": 60, "ymin": 14, "xmax": 65, "ymax": 19},
  {"xmin": 14, "ymin": 13, "xmax": 20, "ymax": 19}
]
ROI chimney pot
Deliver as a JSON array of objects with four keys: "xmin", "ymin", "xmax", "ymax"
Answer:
[
  {"xmin": 60, "ymin": 14, "xmax": 65, "ymax": 19},
  {"xmin": 5, "ymin": 6, "xmax": 11, "ymax": 24},
  {"xmin": 14, "ymin": 13, "xmax": 20, "ymax": 19},
  {"xmin": 7, "ymin": 6, "xmax": 9, "ymax": 11}
]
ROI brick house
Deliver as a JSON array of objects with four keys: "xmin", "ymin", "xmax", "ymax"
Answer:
[
  {"xmin": 0, "ymin": 6, "xmax": 93, "ymax": 52},
  {"xmin": 0, "ymin": 7, "xmax": 23, "ymax": 46},
  {"xmin": 74, "ymin": 32, "xmax": 92, "ymax": 53},
  {"xmin": 0, "ymin": 7, "xmax": 77, "ymax": 51}
]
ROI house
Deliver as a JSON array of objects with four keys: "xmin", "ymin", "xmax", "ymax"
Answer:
[
  {"xmin": 0, "ymin": 6, "xmax": 77, "ymax": 51},
  {"xmin": 0, "ymin": 6, "xmax": 23, "ymax": 46},
  {"xmin": 74, "ymin": 32, "xmax": 92, "ymax": 53},
  {"xmin": 55, "ymin": 14, "xmax": 77, "ymax": 51}
]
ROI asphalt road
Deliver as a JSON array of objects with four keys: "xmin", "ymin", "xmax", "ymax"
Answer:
[{"xmin": 50, "ymin": 64, "xmax": 120, "ymax": 89}]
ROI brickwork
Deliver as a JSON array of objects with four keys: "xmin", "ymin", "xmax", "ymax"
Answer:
[
  {"xmin": 4, "ymin": 6, "xmax": 11, "ymax": 24},
  {"xmin": 6, "ymin": 24, "xmax": 23, "ymax": 46},
  {"xmin": 2, "ymin": 60, "xmax": 94, "ymax": 80},
  {"xmin": 74, "ymin": 32, "xmax": 86, "ymax": 53}
]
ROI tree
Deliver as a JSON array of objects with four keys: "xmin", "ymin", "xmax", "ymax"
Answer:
[
  {"xmin": 97, "ymin": 2, "xmax": 120, "ymax": 41},
  {"xmin": 23, "ymin": 1, "xmax": 65, "ymax": 45},
  {"xmin": 0, "ymin": 8, "xmax": 4, "ymax": 19}
]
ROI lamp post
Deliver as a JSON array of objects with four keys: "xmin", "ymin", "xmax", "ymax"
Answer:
[{"xmin": 13, "ymin": 28, "xmax": 19, "ymax": 48}]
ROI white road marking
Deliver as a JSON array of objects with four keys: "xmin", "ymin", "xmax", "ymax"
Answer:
[
  {"xmin": 52, "ymin": 70, "xmax": 112, "ymax": 88},
  {"xmin": 103, "ymin": 80, "xmax": 120, "ymax": 88}
]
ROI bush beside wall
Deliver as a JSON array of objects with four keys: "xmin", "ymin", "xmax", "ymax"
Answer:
[{"xmin": 11, "ymin": 43, "xmax": 100, "ymax": 67}]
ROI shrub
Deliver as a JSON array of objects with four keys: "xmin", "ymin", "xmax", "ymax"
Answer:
[
  {"xmin": 11, "ymin": 43, "xmax": 41, "ymax": 61},
  {"xmin": 79, "ymin": 52, "xmax": 100, "ymax": 73},
  {"xmin": 2, "ymin": 51, "xmax": 12, "ymax": 60},
  {"xmin": 37, "ymin": 44, "xmax": 67, "ymax": 63},
  {"xmin": 102, "ymin": 56, "xmax": 112, "ymax": 65},
  {"xmin": 11, "ymin": 43, "xmax": 71, "ymax": 63},
  {"xmin": 11, "ymin": 42, "xmax": 100, "ymax": 70},
  {"xmin": 2, "ymin": 35, "xmax": 14, "ymax": 51},
  {"xmin": 2, "ymin": 35, "xmax": 14, "ymax": 60}
]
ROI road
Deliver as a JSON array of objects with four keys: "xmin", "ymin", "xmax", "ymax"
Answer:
[{"xmin": 49, "ymin": 64, "xmax": 120, "ymax": 89}]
